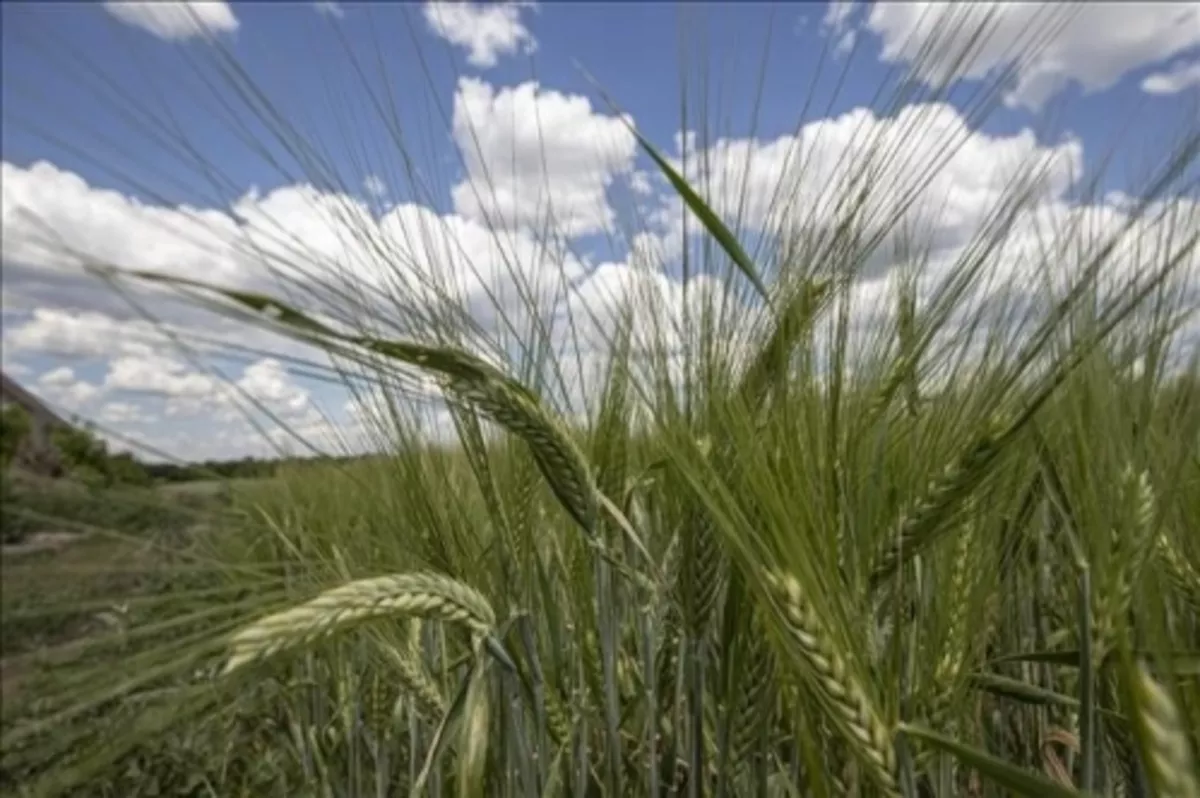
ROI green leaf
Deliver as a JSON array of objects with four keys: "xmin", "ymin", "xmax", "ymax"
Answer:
[
  {"xmin": 968, "ymin": 673, "xmax": 1127, "ymax": 724},
  {"xmin": 457, "ymin": 659, "xmax": 491, "ymax": 798},
  {"xmin": 111, "ymin": 268, "xmax": 342, "ymax": 338},
  {"xmin": 626, "ymin": 128, "xmax": 771, "ymax": 304},
  {"xmin": 897, "ymin": 723, "xmax": 1086, "ymax": 798},
  {"xmin": 737, "ymin": 277, "xmax": 834, "ymax": 408},
  {"xmin": 111, "ymin": 268, "xmax": 528, "ymax": 391},
  {"xmin": 988, "ymin": 649, "xmax": 1092, "ymax": 667},
  {"xmin": 988, "ymin": 649, "xmax": 1200, "ymax": 675},
  {"xmin": 411, "ymin": 665, "xmax": 475, "ymax": 798}
]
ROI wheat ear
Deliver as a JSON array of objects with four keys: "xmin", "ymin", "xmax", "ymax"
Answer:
[
  {"xmin": 223, "ymin": 572, "xmax": 495, "ymax": 674},
  {"xmin": 1130, "ymin": 662, "xmax": 1200, "ymax": 798},
  {"xmin": 764, "ymin": 570, "xmax": 901, "ymax": 798}
]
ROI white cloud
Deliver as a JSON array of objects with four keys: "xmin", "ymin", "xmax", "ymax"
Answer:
[
  {"xmin": 1, "ymin": 160, "xmax": 583, "ymax": 324},
  {"xmin": 642, "ymin": 101, "xmax": 1198, "ymax": 390},
  {"xmin": 822, "ymin": 0, "xmax": 859, "ymax": 55},
  {"xmin": 99, "ymin": 402, "xmax": 146, "ymax": 425},
  {"xmin": 565, "ymin": 261, "xmax": 729, "ymax": 359},
  {"xmin": 38, "ymin": 366, "xmax": 77, "ymax": 388},
  {"xmin": 6, "ymin": 309, "xmax": 169, "ymax": 360},
  {"xmin": 60, "ymin": 381, "xmax": 101, "ymax": 409},
  {"xmin": 363, "ymin": 174, "xmax": 388, "ymax": 198},
  {"xmin": 629, "ymin": 171, "xmax": 655, "ymax": 197},
  {"xmin": 1142, "ymin": 60, "xmax": 1200, "ymax": 95},
  {"xmin": 105, "ymin": 353, "xmax": 219, "ymax": 400},
  {"xmin": 863, "ymin": 3, "xmax": 1200, "ymax": 111},
  {"xmin": 667, "ymin": 102, "xmax": 1082, "ymax": 262},
  {"xmin": 823, "ymin": 0, "xmax": 857, "ymax": 33},
  {"xmin": 313, "ymin": 1, "xmax": 345, "ymax": 19},
  {"xmin": 34, "ymin": 366, "xmax": 101, "ymax": 411},
  {"xmin": 237, "ymin": 359, "xmax": 311, "ymax": 415},
  {"xmin": 450, "ymin": 78, "xmax": 638, "ymax": 237},
  {"xmin": 2, "ymin": 161, "xmax": 249, "ymax": 289},
  {"xmin": 90, "ymin": 348, "xmax": 310, "ymax": 424},
  {"xmin": 102, "ymin": 1, "xmax": 239, "ymax": 41},
  {"xmin": 423, "ymin": 1, "xmax": 537, "ymax": 68}
]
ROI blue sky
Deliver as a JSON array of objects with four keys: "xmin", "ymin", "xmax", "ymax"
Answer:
[
  {"xmin": 8, "ymin": 2, "xmax": 1195, "ymax": 206},
  {"xmin": 2, "ymin": 1, "xmax": 1198, "ymax": 462}
]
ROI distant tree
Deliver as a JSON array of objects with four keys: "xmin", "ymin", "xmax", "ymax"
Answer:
[
  {"xmin": 1, "ymin": 404, "xmax": 31, "ymax": 468},
  {"xmin": 53, "ymin": 423, "xmax": 111, "ymax": 476},
  {"xmin": 50, "ymin": 423, "xmax": 151, "ymax": 487},
  {"xmin": 106, "ymin": 452, "xmax": 152, "ymax": 487}
]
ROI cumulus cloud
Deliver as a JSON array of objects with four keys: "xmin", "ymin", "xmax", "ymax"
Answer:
[
  {"xmin": 34, "ymin": 366, "xmax": 101, "ymax": 412},
  {"xmin": 451, "ymin": 78, "xmax": 638, "ymax": 237},
  {"xmin": 37, "ymin": 366, "xmax": 77, "ymax": 388},
  {"xmin": 237, "ymin": 359, "xmax": 312, "ymax": 415},
  {"xmin": 665, "ymin": 102, "xmax": 1082, "ymax": 269},
  {"xmin": 91, "ymin": 349, "xmax": 330, "ymax": 458},
  {"xmin": 1, "ymin": 77, "xmax": 638, "ymax": 339},
  {"xmin": 862, "ymin": 3, "xmax": 1200, "ymax": 111},
  {"xmin": 1, "ymin": 159, "xmax": 585, "ymax": 327},
  {"xmin": 1142, "ymin": 60, "xmax": 1200, "ymax": 96},
  {"xmin": 102, "ymin": 1, "xmax": 239, "ymax": 41},
  {"xmin": 423, "ymin": 1, "xmax": 537, "ymax": 68},
  {"xmin": 2, "ymin": 161, "xmax": 249, "ymax": 289},
  {"xmin": 6, "ymin": 308, "xmax": 172, "ymax": 360},
  {"xmin": 98, "ymin": 401, "xmax": 146, "ymax": 425},
  {"xmin": 105, "ymin": 352, "xmax": 219, "ymax": 401}
]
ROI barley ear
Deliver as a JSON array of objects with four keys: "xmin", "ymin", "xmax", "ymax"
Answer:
[
  {"xmin": 870, "ymin": 427, "xmax": 1002, "ymax": 589},
  {"xmin": 1128, "ymin": 662, "xmax": 1200, "ymax": 798},
  {"xmin": 1095, "ymin": 466, "xmax": 1155, "ymax": 660},
  {"xmin": 729, "ymin": 616, "xmax": 778, "ymax": 769},
  {"xmin": 377, "ymin": 640, "xmax": 447, "ymax": 718},
  {"xmin": 1158, "ymin": 532, "xmax": 1200, "ymax": 610},
  {"xmin": 363, "ymin": 668, "xmax": 399, "ymax": 744},
  {"xmin": 918, "ymin": 516, "xmax": 976, "ymax": 771},
  {"xmin": 763, "ymin": 570, "xmax": 901, "ymax": 798},
  {"xmin": 444, "ymin": 375, "xmax": 599, "ymax": 535},
  {"xmin": 222, "ymin": 572, "xmax": 496, "ymax": 674}
]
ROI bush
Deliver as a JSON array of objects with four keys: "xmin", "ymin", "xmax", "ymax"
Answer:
[
  {"xmin": 0, "ymin": 405, "xmax": 30, "ymax": 469},
  {"xmin": 0, "ymin": 477, "xmax": 200, "ymax": 545}
]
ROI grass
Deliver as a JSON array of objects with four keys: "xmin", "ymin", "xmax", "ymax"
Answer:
[
  {"xmin": 2, "ymin": 3, "xmax": 1199, "ymax": 796},
  {"xmin": 0, "ymin": 477, "xmax": 243, "ymax": 705},
  {"xmin": 0, "ymin": 473, "xmax": 202, "ymax": 546}
]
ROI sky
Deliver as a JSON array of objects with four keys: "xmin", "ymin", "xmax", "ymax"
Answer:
[{"xmin": 2, "ymin": 1, "xmax": 1199, "ymax": 463}]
